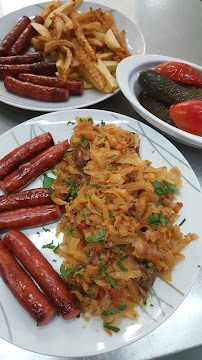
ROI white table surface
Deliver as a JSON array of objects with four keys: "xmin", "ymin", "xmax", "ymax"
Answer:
[{"xmin": 0, "ymin": 0, "xmax": 202, "ymax": 359}]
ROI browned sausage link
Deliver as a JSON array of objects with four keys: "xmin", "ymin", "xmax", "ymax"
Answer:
[
  {"xmin": 0, "ymin": 204, "xmax": 61, "ymax": 231},
  {"xmin": 4, "ymin": 76, "xmax": 69, "ymax": 102},
  {"xmin": 0, "ymin": 139, "xmax": 69, "ymax": 194},
  {"xmin": 18, "ymin": 73, "xmax": 84, "ymax": 95},
  {"xmin": 0, "ymin": 52, "xmax": 44, "ymax": 65},
  {"xmin": 0, "ymin": 188, "xmax": 53, "ymax": 212},
  {"xmin": 0, "ymin": 16, "xmax": 31, "ymax": 56},
  {"xmin": 0, "ymin": 240, "xmax": 55, "ymax": 326},
  {"xmin": 3, "ymin": 230, "xmax": 80, "ymax": 319},
  {"xmin": 0, "ymin": 132, "xmax": 54, "ymax": 181},
  {"xmin": 0, "ymin": 61, "xmax": 57, "ymax": 79},
  {"xmin": 9, "ymin": 16, "xmax": 44, "ymax": 56}
]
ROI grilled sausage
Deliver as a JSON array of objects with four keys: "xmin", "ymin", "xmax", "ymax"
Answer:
[
  {"xmin": 0, "ymin": 240, "xmax": 55, "ymax": 326},
  {"xmin": 0, "ymin": 188, "xmax": 53, "ymax": 212},
  {"xmin": 0, "ymin": 204, "xmax": 61, "ymax": 231},
  {"xmin": 0, "ymin": 139, "xmax": 69, "ymax": 194},
  {"xmin": 18, "ymin": 73, "xmax": 84, "ymax": 95},
  {"xmin": 4, "ymin": 76, "xmax": 69, "ymax": 102},
  {"xmin": 0, "ymin": 52, "xmax": 44, "ymax": 65},
  {"xmin": 9, "ymin": 15, "xmax": 44, "ymax": 56},
  {"xmin": 3, "ymin": 230, "xmax": 80, "ymax": 319},
  {"xmin": 0, "ymin": 16, "xmax": 31, "ymax": 56},
  {"xmin": 0, "ymin": 61, "xmax": 57, "ymax": 79},
  {"xmin": 0, "ymin": 132, "xmax": 54, "ymax": 181}
]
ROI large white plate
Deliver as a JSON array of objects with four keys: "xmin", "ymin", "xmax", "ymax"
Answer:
[
  {"xmin": 116, "ymin": 54, "xmax": 202, "ymax": 148},
  {"xmin": 0, "ymin": 109, "xmax": 202, "ymax": 357},
  {"xmin": 0, "ymin": 2, "xmax": 145, "ymax": 112}
]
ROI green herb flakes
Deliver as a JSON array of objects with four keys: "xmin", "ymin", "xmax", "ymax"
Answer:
[
  {"xmin": 80, "ymin": 134, "xmax": 88, "ymax": 147},
  {"xmin": 109, "ymin": 210, "xmax": 114, "ymax": 218},
  {"xmin": 43, "ymin": 173, "xmax": 55, "ymax": 188},
  {"xmin": 51, "ymin": 189, "xmax": 56, "ymax": 198},
  {"xmin": 117, "ymin": 261, "xmax": 128, "ymax": 272},
  {"xmin": 147, "ymin": 262, "xmax": 153, "ymax": 268},
  {"xmin": 66, "ymin": 228, "xmax": 76, "ymax": 237},
  {"xmin": 103, "ymin": 322, "xmax": 120, "ymax": 333},
  {"xmin": 87, "ymin": 229, "xmax": 106, "ymax": 242},
  {"xmin": 179, "ymin": 218, "xmax": 186, "ymax": 226}
]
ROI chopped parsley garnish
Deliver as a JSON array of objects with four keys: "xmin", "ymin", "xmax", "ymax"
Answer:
[
  {"xmin": 120, "ymin": 254, "xmax": 129, "ymax": 261},
  {"xmin": 101, "ymin": 184, "xmax": 106, "ymax": 188},
  {"xmin": 102, "ymin": 305, "xmax": 127, "ymax": 316},
  {"xmin": 109, "ymin": 210, "xmax": 114, "ymax": 218},
  {"xmin": 99, "ymin": 262, "xmax": 103, "ymax": 272},
  {"xmin": 70, "ymin": 280, "xmax": 76, "ymax": 286},
  {"xmin": 84, "ymin": 193, "xmax": 87, "ymax": 199},
  {"xmin": 98, "ymin": 253, "xmax": 102, "ymax": 261},
  {"xmin": 66, "ymin": 228, "xmax": 76, "ymax": 237},
  {"xmin": 149, "ymin": 213, "xmax": 169, "ymax": 228},
  {"xmin": 87, "ymin": 229, "xmax": 106, "ymax": 242},
  {"xmin": 101, "ymin": 120, "xmax": 105, "ymax": 127},
  {"xmin": 82, "ymin": 291, "xmax": 95, "ymax": 297},
  {"xmin": 80, "ymin": 134, "xmax": 88, "ymax": 147},
  {"xmin": 153, "ymin": 241, "xmax": 158, "ymax": 245},
  {"xmin": 147, "ymin": 262, "xmax": 153, "ymax": 268},
  {"xmin": 117, "ymin": 261, "xmax": 128, "ymax": 272},
  {"xmin": 106, "ymin": 276, "xmax": 121, "ymax": 289},
  {"xmin": 179, "ymin": 218, "xmax": 186, "ymax": 226},
  {"xmin": 107, "ymin": 155, "xmax": 116, "ymax": 159},
  {"xmin": 104, "ymin": 193, "xmax": 108, "ymax": 198},
  {"xmin": 93, "ymin": 184, "xmax": 98, "ymax": 187},
  {"xmin": 64, "ymin": 146, "xmax": 75, "ymax": 157},
  {"xmin": 88, "ymin": 118, "xmax": 93, "ymax": 122},
  {"xmin": 52, "ymin": 259, "xmax": 57, "ymax": 262},
  {"xmin": 37, "ymin": 232, "xmax": 40, "ymax": 236},
  {"xmin": 157, "ymin": 199, "xmax": 165, "ymax": 206},
  {"xmin": 53, "ymin": 243, "xmax": 59, "ymax": 253},
  {"xmin": 42, "ymin": 240, "xmax": 55, "ymax": 249},
  {"xmin": 83, "ymin": 208, "xmax": 88, "ymax": 218},
  {"xmin": 43, "ymin": 173, "xmax": 55, "ymax": 188},
  {"xmin": 42, "ymin": 226, "xmax": 50, "ymax": 232},
  {"xmin": 60, "ymin": 263, "xmax": 74, "ymax": 277},
  {"xmin": 51, "ymin": 189, "xmax": 56, "ymax": 198},
  {"xmin": 51, "ymin": 169, "xmax": 56, "ymax": 175},
  {"xmin": 67, "ymin": 121, "xmax": 75, "ymax": 125},
  {"xmin": 153, "ymin": 180, "xmax": 179, "ymax": 196},
  {"xmin": 103, "ymin": 322, "xmax": 120, "ymax": 333},
  {"xmin": 87, "ymin": 179, "xmax": 90, "ymax": 185},
  {"xmin": 150, "ymin": 304, "xmax": 154, "ymax": 307},
  {"xmin": 65, "ymin": 177, "xmax": 77, "ymax": 200},
  {"xmin": 91, "ymin": 274, "xmax": 102, "ymax": 281}
]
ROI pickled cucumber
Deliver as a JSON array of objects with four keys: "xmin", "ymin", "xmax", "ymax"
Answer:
[
  {"xmin": 139, "ymin": 91, "xmax": 175, "ymax": 126},
  {"xmin": 138, "ymin": 70, "xmax": 202, "ymax": 105}
]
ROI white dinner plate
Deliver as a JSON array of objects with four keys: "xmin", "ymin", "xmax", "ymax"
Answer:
[
  {"xmin": 0, "ymin": 2, "xmax": 145, "ymax": 112},
  {"xmin": 116, "ymin": 54, "xmax": 202, "ymax": 148},
  {"xmin": 0, "ymin": 109, "xmax": 202, "ymax": 357}
]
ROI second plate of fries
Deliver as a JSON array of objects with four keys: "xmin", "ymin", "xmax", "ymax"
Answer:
[{"xmin": 0, "ymin": 0, "xmax": 145, "ymax": 111}]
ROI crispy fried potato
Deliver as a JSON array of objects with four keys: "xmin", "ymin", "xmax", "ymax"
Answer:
[
  {"xmin": 31, "ymin": 23, "xmax": 52, "ymax": 39},
  {"xmin": 105, "ymin": 29, "xmax": 121, "ymax": 50},
  {"xmin": 31, "ymin": 0, "xmax": 131, "ymax": 93},
  {"xmin": 94, "ymin": 59, "xmax": 118, "ymax": 93}
]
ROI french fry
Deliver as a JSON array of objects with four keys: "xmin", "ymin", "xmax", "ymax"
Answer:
[
  {"xmin": 94, "ymin": 59, "xmax": 118, "ymax": 93},
  {"xmin": 105, "ymin": 29, "xmax": 121, "ymax": 50},
  {"xmin": 31, "ymin": 23, "xmax": 52, "ymax": 39}
]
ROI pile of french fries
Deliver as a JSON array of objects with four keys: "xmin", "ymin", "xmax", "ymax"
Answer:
[{"xmin": 31, "ymin": 0, "xmax": 131, "ymax": 93}]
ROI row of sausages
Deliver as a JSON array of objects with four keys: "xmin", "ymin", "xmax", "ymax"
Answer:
[
  {"xmin": 0, "ymin": 15, "xmax": 83, "ymax": 101},
  {"xmin": 0, "ymin": 131, "xmax": 80, "ymax": 324},
  {"xmin": 0, "ymin": 230, "xmax": 80, "ymax": 325}
]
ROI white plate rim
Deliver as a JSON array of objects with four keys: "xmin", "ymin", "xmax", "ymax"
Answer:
[
  {"xmin": 116, "ymin": 54, "xmax": 202, "ymax": 148},
  {"xmin": 0, "ymin": 1, "xmax": 145, "ymax": 112},
  {"xmin": 0, "ymin": 108, "xmax": 201, "ymax": 357}
]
